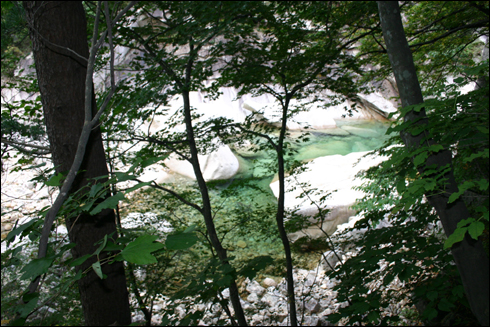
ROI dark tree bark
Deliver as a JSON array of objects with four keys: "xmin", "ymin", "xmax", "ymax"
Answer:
[
  {"xmin": 377, "ymin": 2, "xmax": 489, "ymax": 325},
  {"xmin": 23, "ymin": 2, "xmax": 131, "ymax": 325}
]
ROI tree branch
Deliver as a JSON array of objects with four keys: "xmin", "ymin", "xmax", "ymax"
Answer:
[
  {"xmin": 134, "ymin": 178, "xmax": 203, "ymax": 213},
  {"xmin": 1, "ymin": 137, "xmax": 50, "ymax": 152}
]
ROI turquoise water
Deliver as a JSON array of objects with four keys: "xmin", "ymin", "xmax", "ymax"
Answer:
[
  {"xmin": 125, "ymin": 119, "xmax": 392, "ymax": 270},
  {"xmin": 229, "ymin": 119, "xmax": 391, "ymax": 190}
]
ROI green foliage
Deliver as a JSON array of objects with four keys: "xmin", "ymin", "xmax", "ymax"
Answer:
[
  {"xmin": 356, "ymin": 1, "xmax": 489, "ymax": 91},
  {"xmin": 165, "ymin": 231, "xmax": 199, "ymax": 251},
  {"xmin": 329, "ymin": 58, "xmax": 488, "ymax": 325},
  {"xmin": 118, "ymin": 234, "xmax": 165, "ymax": 265}
]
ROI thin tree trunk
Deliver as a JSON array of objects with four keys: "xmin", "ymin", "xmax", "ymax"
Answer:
[
  {"xmin": 182, "ymin": 89, "xmax": 248, "ymax": 326},
  {"xmin": 377, "ymin": 2, "xmax": 489, "ymax": 325},
  {"xmin": 23, "ymin": 2, "xmax": 131, "ymax": 325},
  {"xmin": 276, "ymin": 95, "xmax": 298, "ymax": 326}
]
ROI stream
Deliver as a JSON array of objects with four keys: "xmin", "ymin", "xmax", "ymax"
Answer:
[{"xmin": 121, "ymin": 119, "xmax": 392, "ymax": 273}]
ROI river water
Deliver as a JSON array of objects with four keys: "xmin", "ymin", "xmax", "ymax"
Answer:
[{"xmin": 121, "ymin": 119, "xmax": 392, "ymax": 271}]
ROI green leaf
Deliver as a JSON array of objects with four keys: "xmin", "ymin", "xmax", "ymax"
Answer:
[
  {"xmin": 141, "ymin": 155, "xmax": 168, "ymax": 168},
  {"xmin": 463, "ymin": 149, "xmax": 488, "ymax": 163},
  {"xmin": 184, "ymin": 224, "xmax": 198, "ymax": 233},
  {"xmin": 427, "ymin": 290, "xmax": 438, "ymax": 302},
  {"xmin": 92, "ymin": 261, "xmax": 106, "ymax": 279},
  {"xmin": 367, "ymin": 310, "xmax": 380, "ymax": 323},
  {"xmin": 423, "ymin": 180, "xmax": 437, "ymax": 192},
  {"xmin": 114, "ymin": 171, "xmax": 137, "ymax": 182},
  {"xmin": 120, "ymin": 234, "xmax": 165, "ymax": 265},
  {"xmin": 17, "ymin": 294, "xmax": 39, "ymax": 318},
  {"xmin": 452, "ymin": 285, "xmax": 464, "ymax": 298},
  {"xmin": 467, "ymin": 221, "xmax": 485, "ymax": 240},
  {"xmin": 238, "ymin": 255, "xmax": 274, "ymax": 279},
  {"xmin": 103, "ymin": 240, "xmax": 125, "ymax": 252},
  {"xmin": 166, "ymin": 232, "xmax": 199, "ymax": 250},
  {"xmin": 457, "ymin": 217, "xmax": 474, "ymax": 228},
  {"xmin": 351, "ymin": 301, "xmax": 370, "ymax": 314},
  {"xmin": 45, "ymin": 172, "xmax": 64, "ymax": 186},
  {"xmin": 68, "ymin": 254, "xmax": 92, "ymax": 267},
  {"xmin": 6, "ymin": 219, "xmax": 38, "ymax": 244},
  {"xmin": 89, "ymin": 183, "xmax": 105, "ymax": 198},
  {"xmin": 20, "ymin": 257, "xmax": 55, "ymax": 280},
  {"xmin": 448, "ymin": 181, "xmax": 475, "ymax": 203},
  {"xmin": 89, "ymin": 192, "xmax": 125, "ymax": 215},
  {"xmin": 428, "ymin": 144, "xmax": 444, "ymax": 153},
  {"xmin": 128, "ymin": 157, "xmax": 143, "ymax": 173},
  {"xmin": 424, "ymin": 307, "xmax": 438, "ymax": 321},
  {"xmin": 444, "ymin": 227, "xmax": 467, "ymax": 249},
  {"xmin": 438, "ymin": 298, "xmax": 455, "ymax": 311},
  {"xmin": 413, "ymin": 152, "xmax": 428, "ymax": 166},
  {"xmin": 396, "ymin": 179, "xmax": 406, "ymax": 194},
  {"xmin": 476, "ymin": 179, "xmax": 489, "ymax": 191}
]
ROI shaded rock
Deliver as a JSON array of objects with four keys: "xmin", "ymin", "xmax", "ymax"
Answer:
[
  {"xmin": 304, "ymin": 298, "xmax": 322, "ymax": 313},
  {"xmin": 261, "ymin": 293, "xmax": 281, "ymax": 307},
  {"xmin": 246, "ymin": 280, "xmax": 266, "ymax": 296},
  {"xmin": 247, "ymin": 293, "xmax": 260, "ymax": 303},
  {"xmin": 236, "ymin": 240, "xmax": 247, "ymax": 248}
]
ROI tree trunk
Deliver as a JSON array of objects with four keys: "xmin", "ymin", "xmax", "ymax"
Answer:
[
  {"xmin": 377, "ymin": 2, "xmax": 489, "ymax": 325},
  {"xmin": 23, "ymin": 2, "xmax": 131, "ymax": 325},
  {"xmin": 182, "ymin": 88, "xmax": 248, "ymax": 326}
]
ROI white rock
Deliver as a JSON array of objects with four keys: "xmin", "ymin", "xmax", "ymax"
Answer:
[
  {"xmin": 221, "ymin": 288, "xmax": 230, "ymax": 299},
  {"xmin": 262, "ymin": 277, "xmax": 277, "ymax": 288},
  {"xmin": 247, "ymin": 293, "xmax": 260, "ymax": 303},
  {"xmin": 164, "ymin": 140, "xmax": 239, "ymax": 181},
  {"xmin": 251, "ymin": 313, "xmax": 264, "ymax": 325},
  {"xmin": 270, "ymin": 151, "xmax": 388, "ymax": 241},
  {"xmin": 321, "ymin": 250, "xmax": 343, "ymax": 272},
  {"xmin": 305, "ymin": 272, "xmax": 317, "ymax": 287},
  {"xmin": 305, "ymin": 298, "xmax": 321, "ymax": 313},
  {"xmin": 246, "ymin": 280, "xmax": 266, "ymax": 296},
  {"xmin": 302, "ymin": 316, "xmax": 320, "ymax": 326},
  {"xmin": 261, "ymin": 293, "xmax": 281, "ymax": 307}
]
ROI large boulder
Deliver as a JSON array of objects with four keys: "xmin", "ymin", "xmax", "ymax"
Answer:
[
  {"xmin": 241, "ymin": 90, "xmax": 397, "ymax": 131},
  {"xmin": 270, "ymin": 151, "xmax": 388, "ymax": 241},
  {"xmin": 164, "ymin": 141, "xmax": 239, "ymax": 181}
]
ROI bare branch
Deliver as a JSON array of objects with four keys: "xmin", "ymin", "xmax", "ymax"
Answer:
[
  {"xmin": 134, "ymin": 178, "xmax": 203, "ymax": 213},
  {"xmin": 1, "ymin": 137, "xmax": 50, "ymax": 151}
]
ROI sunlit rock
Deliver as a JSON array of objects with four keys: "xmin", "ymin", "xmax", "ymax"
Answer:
[
  {"xmin": 164, "ymin": 141, "xmax": 239, "ymax": 181},
  {"xmin": 270, "ymin": 151, "xmax": 388, "ymax": 241},
  {"xmin": 262, "ymin": 277, "xmax": 277, "ymax": 288}
]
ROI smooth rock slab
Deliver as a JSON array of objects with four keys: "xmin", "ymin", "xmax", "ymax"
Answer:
[{"xmin": 270, "ymin": 151, "xmax": 388, "ymax": 241}]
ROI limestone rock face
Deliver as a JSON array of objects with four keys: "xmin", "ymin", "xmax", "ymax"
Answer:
[
  {"xmin": 270, "ymin": 151, "xmax": 388, "ymax": 241},
  {"xmin": 164, "ymin": 142, "xmax": 239, "ymax": 181}
]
